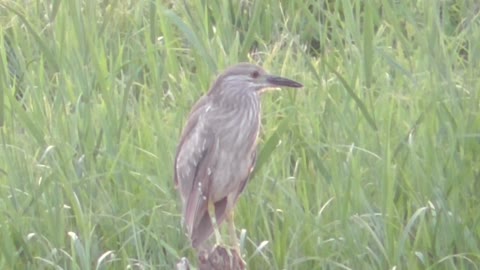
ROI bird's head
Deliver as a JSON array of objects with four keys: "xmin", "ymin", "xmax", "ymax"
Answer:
[{"xmin": 209, "ymin": 63, "xmax": 303, "ymax": 96}]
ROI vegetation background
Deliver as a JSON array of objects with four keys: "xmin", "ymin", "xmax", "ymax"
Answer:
[{"xmin": 1, "ymin": 0, "xmax": 479, "ymax": 269}]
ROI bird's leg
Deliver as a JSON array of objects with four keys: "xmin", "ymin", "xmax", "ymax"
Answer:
[
  {"xmin": 207, "ymin": 200, "xmax": 222, "ymax": 245},
  {"xmin": 227, "ymin": 210, "xmax": 246, "ymax": 268},
  {"xmin": 227, "ymin": 211, "xmax": 240, "ymax": 253}
]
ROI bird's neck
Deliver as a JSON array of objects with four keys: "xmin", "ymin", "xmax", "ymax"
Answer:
[
  {"xmin": 212, "ymin": 89, "xmax": 261, "ymax": 143},
  {"xmin": 213, "ymin": 89, "xmax": 259, "ymax": 112}
]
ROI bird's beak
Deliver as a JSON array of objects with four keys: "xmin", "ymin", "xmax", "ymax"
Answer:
[{"xmin": 265, "ymin": 75, "xmax": 303, "ymax": 88}]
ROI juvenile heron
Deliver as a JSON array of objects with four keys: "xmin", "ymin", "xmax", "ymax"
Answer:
[{"xmin": 174, "ymin": 63, "xmax": 302, "ymax": 250}]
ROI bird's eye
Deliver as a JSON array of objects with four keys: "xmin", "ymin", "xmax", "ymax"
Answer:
[{"xmin": 251, "ymin": 71, "xmax": 260, "ymax": 78}]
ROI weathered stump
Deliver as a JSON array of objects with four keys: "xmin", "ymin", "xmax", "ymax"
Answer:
[
  {"xmin": 198, "ymin": 246, "xmax": 245, "ymax": 270},
  {"xmin": 176, "ymin": 245, "xmax": 245, "ymax": 270}
]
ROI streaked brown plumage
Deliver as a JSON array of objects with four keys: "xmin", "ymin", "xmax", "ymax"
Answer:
[{"xmin": 174, "ymin": 63, "xmax": 302, "ymax": 249}]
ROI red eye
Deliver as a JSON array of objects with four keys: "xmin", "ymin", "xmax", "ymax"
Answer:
[{"xmin": 251, "ymin": 71, "xmax": 260, "ymax": 78}]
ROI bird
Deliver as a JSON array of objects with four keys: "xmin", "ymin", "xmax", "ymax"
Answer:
[{"xmin": 174, "ymin": 63, "xmax": 303, "ymax": 251}]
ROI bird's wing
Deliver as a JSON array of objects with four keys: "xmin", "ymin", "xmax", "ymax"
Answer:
[
  {"xmin": 174, "ymin": 96, "xmax": 218, "ymax": 242},
  {"xmin": 183, "ymin": 135, "xmax": 218, "ymax": 242},
  {"xmin": 174, "ymin": 96, "xmax": 210, "ymax": 190}
]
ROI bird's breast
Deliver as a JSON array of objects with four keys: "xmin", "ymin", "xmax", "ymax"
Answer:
[{"xmin": 206, "ymin": 94, "xmax": 260, "ymax": 199}]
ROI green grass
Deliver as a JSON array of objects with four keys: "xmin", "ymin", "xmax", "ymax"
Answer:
[{"xmin": 1, "ymin": 0, "xmax": 479, "ymax": 269}]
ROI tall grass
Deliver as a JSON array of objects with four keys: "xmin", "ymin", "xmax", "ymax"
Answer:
[{"xmin": 1, "ymin": 0, "xmax": 479, "ymax": 269}]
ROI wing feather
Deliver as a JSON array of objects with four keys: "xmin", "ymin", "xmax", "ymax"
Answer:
[
  {"xmin": 174, "ymin": 96, "xmax": 210, "ymax": 194},
  {"xmin": 174, "ymin": 96, "xmax": 220, "ymax": 247}
]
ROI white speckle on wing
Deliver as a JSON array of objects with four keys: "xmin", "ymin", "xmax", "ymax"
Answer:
[
  {"xmin": 202, "ymin": 195, "xmax": 207, "ymax": 201},
  {"xmin": 205, "ymin": 105, "xmax": 212, "ymax": 112},
  {"xmin": 207, "ymin": 167, "xmax": 212, "ymax": 176}
]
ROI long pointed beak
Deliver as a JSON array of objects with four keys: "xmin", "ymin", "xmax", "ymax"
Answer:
[{"xmin": 266, "ymin": 75, "xmax": 303, "ymax": 88}]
